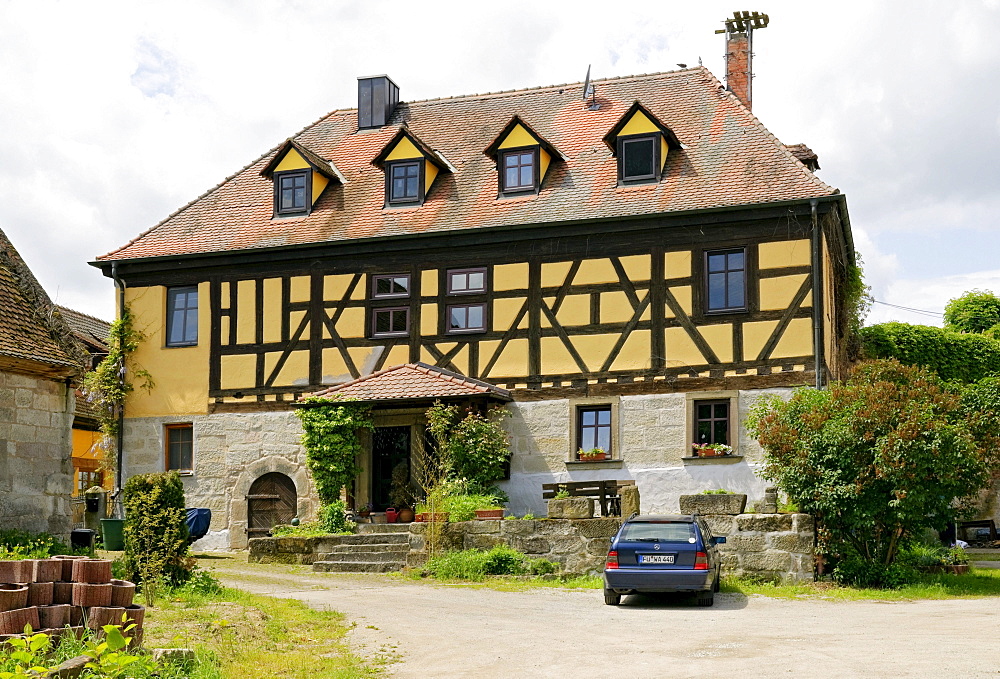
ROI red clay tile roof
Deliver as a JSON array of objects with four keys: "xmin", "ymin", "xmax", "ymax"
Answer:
[
  {"xmin": 98, "ymin": 67, "xmax": 837, "ymax": 262},
  {"xmin": 56, "ymin": 306, "xmax": 111, "ymax": 354},
  {"xmin": 785, "ymin": 143, "xmax": 820, "ymax": 171},
  {"xmin": 307, "ymin": 362, "xmax": 512, "ymax": 403}
]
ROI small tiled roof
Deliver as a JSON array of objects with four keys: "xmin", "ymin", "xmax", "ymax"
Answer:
[
  {"xmin": 307, "ymin": 362, "xmax": 512, "ymax": 403},
  {"xmin": 56, "ymin": 306, "xmax": 111, "ymax": 354},
  {"xmin": 97, "ymin": 67, "xmax": 838, "ymax": 263},
  {"xmin": 0, "ymin": 227, "xmax": 88, "ymax": 379},
  {"xmin": 785, "ymin": 143, "xmax": 820, "ymax": 171}
]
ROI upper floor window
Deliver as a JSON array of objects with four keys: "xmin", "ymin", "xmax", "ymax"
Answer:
[
  {"xmin": 618, "ymin": 135, "xmax": 658, "ymax": 182},
  {"xmin": 372, "ymin": 307, "xmax": 410, "ymax": 337},
  {"xmin": 447, "ymin": 303, "xmax": 486, "ymax": 334},
  {"xmin": 447, "ymin": 267, "xmax": 486, "ymax": 295},
  {"xmin": 372, "ymin": 274, "xmax": 411, "ymax": 299},
  {"xmin": 275, "ymin": 171, "xmax": 309, "ymax": 216},
  {"xmin": 501, "ymin": 149, "xmax": 536, "ymax": 193},
  {"xmin": 166, "ymin": 286, "xmax": 198, "ymax": 347},
  {"xmin": 705, "ymin": 248, "xmax": 746, "ymax": 313},
  {"xmin": 602, "ymin": 102, "xmax": 680, "ymax": 186},
  {"xmin": 166, "ymin": 423, "xmax": 194, "ymax": 472},
  {"xmin": 387, "ymin": 161, "xmax": 422, "ymax": 204},
  {"xmin": 261, "ymin": 140, "xmax": 344, "ymax": 219}
]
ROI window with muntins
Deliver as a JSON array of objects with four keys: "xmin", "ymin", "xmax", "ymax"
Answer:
[
  {"xmin": 705, "ymin": 248, "xmax": 747, "ymax": 312},
  {"xmin": 501, "ymin": 149, "xmax": 536, "ymax": 193},
  {"xmin": 387, "ymin": 161, "xmax": 421, "ymax": 204},
  {"xmin": 372, "ymin": 274, "xmax": 411, "ymax": 298},
  {"xmin": 276, "ymin": 171, "xmax": 309, "ymax": 215},
  {"xmin": 694, "ymin": 400, "xmax": 729, "ymax": 446},
  {"xmin": 619, "ymin": 135, "xmax": 658, "ymax": 182},
  {"xmin": 577, "ymin": 405, "xmax": 612, "ymax": 455},
  {"xmin": 166, "ymin": 424, "xmax": 193, "ymax": 471},
  {"xmin": 166, "ymin": 286, "xmax": 198, "ymax": 347},
  {"xmin": 447, "ymin": 303, "xmax": 486, "ymax": 334},
  {"xmin": 372, "ymin": 307, "xmax": 409, "ymax": 337},
  {"xmin": 447, "ymin": 268, "xmax": 486, "ymax": 294}
]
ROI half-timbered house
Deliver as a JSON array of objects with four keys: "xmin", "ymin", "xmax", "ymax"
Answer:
[{"xmin": 94, "ymin": 63, "xmax": 855, "ymax": 548}]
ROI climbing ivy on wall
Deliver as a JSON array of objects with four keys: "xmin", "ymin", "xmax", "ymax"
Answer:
[{"xmin": 295, "ymin": 397, "xmax": 373, "ymax": 506}]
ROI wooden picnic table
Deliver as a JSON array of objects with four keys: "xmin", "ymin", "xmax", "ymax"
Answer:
[{"xmin": 541, "ymin": 479, "xmax": 636, "ymax": 517}]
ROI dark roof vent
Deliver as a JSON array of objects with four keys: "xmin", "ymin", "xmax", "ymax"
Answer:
[{"xmin": 357, "ymin": 75, "xmax": 399, "ymax": 130}]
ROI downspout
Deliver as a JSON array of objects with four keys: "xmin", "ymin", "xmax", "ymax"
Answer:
[
  {"xmin": 811, "ymin": 199, "xmax": 824, "ymax": 390},
  {"xmin": 111, "ymin": 262, "xmax": 126, "ymax": 514}
]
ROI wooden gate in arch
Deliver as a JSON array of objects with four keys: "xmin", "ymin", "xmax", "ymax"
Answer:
[{"xmin": 246, "ymin": 472, "xmax": 297, "ymax": 539}]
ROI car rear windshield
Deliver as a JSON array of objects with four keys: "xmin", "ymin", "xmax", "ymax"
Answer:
[{"xmin": 620, "ymin": 522, "xmax": 697, "ymax": 542}]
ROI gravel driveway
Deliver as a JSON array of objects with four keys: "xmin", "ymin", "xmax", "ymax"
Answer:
[{"xmin": 209, "ymin": 559, "xmax": 1000, "ymax": 678}]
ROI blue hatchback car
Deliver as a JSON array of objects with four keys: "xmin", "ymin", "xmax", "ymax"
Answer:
[{"xmin": 603, "ymin": 514, "xmax": 726, "ymax": 606}]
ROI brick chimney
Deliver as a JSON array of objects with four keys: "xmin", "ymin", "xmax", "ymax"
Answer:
[{"xmin": 725, "ymin": 30, "xmax": 752, "ymax": 109}]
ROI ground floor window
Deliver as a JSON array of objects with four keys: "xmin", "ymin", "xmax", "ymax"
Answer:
[
  {"xmin": 694, "ymin": 399, "xmax": 730, "ymax": 446},
  {"xmin": 166, "ymin": 423, "xmax": 194, "ymax": 472},
  {"xmin": 76, "ymin": 470, "xmax": 103, "ymax": 493},
  {"xmin": 570, "ymin": 399, "xmax": 618, "ymax": 461}
]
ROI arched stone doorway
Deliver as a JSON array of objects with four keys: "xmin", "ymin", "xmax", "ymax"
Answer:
[{"xmin": 247, "ymin": 472, "xmax": 297, "ymax": 539}]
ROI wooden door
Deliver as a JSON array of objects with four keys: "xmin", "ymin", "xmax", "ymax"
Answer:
[
  {"xmin": 371, "ymin": 426, "xmax": 410, "ymax": 511},
  {"xmin": 246, "ymin": 472, "xmax": 296, "ymax": 538}
]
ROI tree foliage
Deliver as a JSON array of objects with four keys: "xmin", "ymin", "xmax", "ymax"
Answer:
[
  {"xmin": 295, "ymin": 397, "xmax": 373, "ymax": 506},
  {"xmin": 425, "ymin": 401, "xmax": 511, "ymax": 495},
  {"xmin": 747, "ymin": 360, "xmax": 1000, "ymax": 582},
  {"xmin": 943, "ymin": 289, "xmax": 1000, "ymax": 334},
  {"xmin": 860, "ymin": 322, "xmax": 1000, "ymax": 383}
]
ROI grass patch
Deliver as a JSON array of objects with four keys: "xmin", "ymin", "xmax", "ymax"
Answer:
[
  {"xmin": 968, "ymin": 551, "xmax": 1000, "ymax": 561},
  {"xmin": 144, "ymin": 585, "xmax": 381, "ymax": 678},
  {"xmin": 722, "ymin": 567, "xmax": 1000, "ymax": 601}
]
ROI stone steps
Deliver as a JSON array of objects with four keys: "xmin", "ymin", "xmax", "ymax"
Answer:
[
  {"xmin": 336, "ymin": 532, "xmax": 410, "ymax": 546},
  {"xmin": 357, "ymin": 523, "xmax": 411, "ymax": 534},
  {"xmin": 311, "ymin": 525, "xmax": 412, "ymax": 573},
  {"xmin": 312, "ymin": 560, "xmax": 403, "ymax": 573}
]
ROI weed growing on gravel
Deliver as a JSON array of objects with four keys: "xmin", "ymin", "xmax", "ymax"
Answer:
[{"xmin": 722, "ymin": 568, "xmax": 1000, "ymax": 601}]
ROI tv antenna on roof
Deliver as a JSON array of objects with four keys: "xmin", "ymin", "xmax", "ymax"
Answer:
[{"xmin": 582, "ymin": 65, "xmax": 600, "ymax": 110}]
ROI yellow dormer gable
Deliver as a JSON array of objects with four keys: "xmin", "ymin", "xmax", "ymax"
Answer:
[
  {"xmin": 617, "ymin": 111, "xmax": 669, "ymax": 172},
  {"xmin": 272, "ymin": 148, "xmax": 329, "ymax": 204},
  {"xmin": 497, "ymin": 123, "xmax": 553, "ymax": 182},
  {"xmin": 384, "ymin": 136, "xmax": 438, "ymax": 194}
]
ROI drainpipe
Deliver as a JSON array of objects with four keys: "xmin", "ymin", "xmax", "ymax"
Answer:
[
  {"xmin": 811, "ymin": 200, "xmax": 824, "ymax": 390},
  {"xmin": 111, "ymin": 262, "xmax": 126, "ymax": 515}
]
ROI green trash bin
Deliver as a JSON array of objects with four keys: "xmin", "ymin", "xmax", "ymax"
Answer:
[{"xmin": 100, "ymin": 518, "xmax": 125, "ymax": 551}]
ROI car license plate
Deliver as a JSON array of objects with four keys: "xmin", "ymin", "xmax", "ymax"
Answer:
[{"xmin": 640, "ymin": 554, "xmax": 675, "ymax": 564}]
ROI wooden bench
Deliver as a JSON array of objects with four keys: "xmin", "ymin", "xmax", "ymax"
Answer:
[
  {"xmin": 959, "ymin": 519, "xmax": 998, "ymax": 542},
  {"xmin": 542, "ymin": 480, "xmax": 636, "ymax": 517}
]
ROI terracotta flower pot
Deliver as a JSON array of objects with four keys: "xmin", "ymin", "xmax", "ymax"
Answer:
[
  {"xmin": 475, "ymin": 509, "xmax": 504, "ymax": 520},
  {"xmin": 27, "ymin": 581, "xmax": 54, "ymax": 606},
  {"xmin": 123, "ymin": 604, "xmax": 145, "ymax": 629},
  {"xmin": 0, "ymin": 560, "xmax": 32, "ymax": 584},
  {"xmin": 110, "ymin": 580, "xmax": 136, "ymax": 607},
  {"xmin": 52, "ymin": 581, "xmax": 74, "ymax": 605},
  {"xmin": 53, "ymin": 556, "xmax": 86, "ymax": 582},
  {"xmin": 397, "ymin": 508, "xmax": 415, "ymax": 523},
  {"xmin": 0, "ymin": 607, "xmax": 39, "ymax": 635},
  {"xmin": 72, "ymin": 559, "xmax": 113, "ymax": 584},
  {"xmin": 37, "ymin": 604, "xmax": 71, "ymax": 629},
  {"xmin": 87, "ymin": 606, "xmax": 125, "ymax": 630},
  {"xmin": 72, "ymin": 582, "xmax": 112, "ymax": 607},
  {"xmin": 414, "ymin": 513, "xmax": 426, "ymax": 523},
  {"xmin": 33, "ymin": 559, "xmax": 63, "ymax": 583},
  {"xmin": 0, "ymin": 584, "xmax": 28, "ymax": 613}
]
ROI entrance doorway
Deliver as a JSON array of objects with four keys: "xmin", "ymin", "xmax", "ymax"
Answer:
[
  {"xmin": 247, "ymin": 472, "xmax": 297, "ymax": 538},
  {"xmin": 371, "ymin": 426, "xmax": 410, "ymax": 511}
]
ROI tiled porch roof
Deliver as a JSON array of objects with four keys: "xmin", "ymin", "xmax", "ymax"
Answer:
[{"xmin": 307, "ymin": 362, "xmax": 511, "ymax": 403}]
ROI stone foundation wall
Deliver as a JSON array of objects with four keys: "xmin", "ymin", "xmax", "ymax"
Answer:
[
  {"xmin": 0, "ymin": 371, "xmax": 74, "ymax": 539},
  {"xmin": 705, "ymin": 513, "xmax": 815, "ymax": 583}
]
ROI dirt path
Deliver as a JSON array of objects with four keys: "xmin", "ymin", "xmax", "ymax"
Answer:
[{"xmin": 205, "ymin": 558, "xmax": 1000, "ymax": 678}]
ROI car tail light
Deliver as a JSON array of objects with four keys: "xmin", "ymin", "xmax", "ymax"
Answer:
[
  {"xmin": 605, "ymin": 550, "xmax": 619, "ymax": 570},
  {"xmin": 694, "ymin": 551, "xmax": 709, "ymax": 570}
]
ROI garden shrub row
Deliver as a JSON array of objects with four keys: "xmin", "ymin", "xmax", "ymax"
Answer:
[{"xmin": 860, "ymin": 322, "xmax": 1000, "ymax": 382}]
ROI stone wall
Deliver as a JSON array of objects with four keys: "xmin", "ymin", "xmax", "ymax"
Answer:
[
  {"xmin": 705, "ymin": 513, "xmax": 815, "ymax": 583},
  {"xmin": 0, "ymin": 370, "xmax": 74, "ymax": 538},
  {"xmin": 122, "ymin": 411, "xmax": 318, "ymax": 550}
]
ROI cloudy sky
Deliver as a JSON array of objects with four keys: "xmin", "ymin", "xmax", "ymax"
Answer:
[{"xmin": 1, "ymin": 0, "xmax": 997, "ymax": 324}]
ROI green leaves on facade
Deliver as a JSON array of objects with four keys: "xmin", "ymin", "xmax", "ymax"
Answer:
[
  {"xmin": 425, "ymin": 401, "xmax": 511, "ymax": 495},
  {"xmin": 295, "ymin": 397, "xmax": 373, "ymax": 506}
]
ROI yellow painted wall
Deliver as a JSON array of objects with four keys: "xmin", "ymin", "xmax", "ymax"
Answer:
[
  {"xmin": 324, "ymin": 274, "xmax": 353, "ymax": 300},
  {"xmin": 665, "ymin": 251, "xmax": 691, "ymax": 278},
  {"xmin": 664, "ymin": 327, "xmax": 705, "ymax": 367},
  {"xmin": 385, "ymin": 136, "xmax": 423, "ymax": 161},
  {"xmin": 274, "ymin": 148, "xmax": 308, "ymax": 172},
  {"xmin": 492, "ymin": 297, "xmax": 527, "ymax": 331},
  {"xmin": 125, "ymin": 283, "xmax": 210, "ymax": 417},
  {"xmin": 574, "ymin": 258, "xmax": 619, "ymax": 285},
  {"xmin": 772, "ymin": 318, "xmax": 814, "ymax": 359},
  {"xmin": 601, "ymin": 291, "xmax": 635, "ymax": 324},
  {"xmin": 421, "ymin": 304, "xmax": 437, "ymax": 335},
  {"xmin": 743, "ymin": 320, "xmax": 778, "ymax": 361},
  {"xmin": 498, "ymin": 124, "xmax": 536, "ymax": 149},
  {"xmin": 263, "ymin": 278, "xmax": 282, "ymax": 342},
  {"xmin": 290, "ymin": 276, "xmax": 310, "ymax": 303},
  {"xmin": 334, "ymin": 307, "xmax": 366, "ymax": 339},
  {"xmin": 571, "ymin": 334, "xmax": 620, "ymax": 372},
  {"xmin": 541, "ymin": 261, "xmax": 574, "ymax": 288},
  {"xmin": 619, "ymin": 255, "xmax": 650, "ymax": 281},
  {"xmin": 481, "ymin": 338, "xmax": 528, "ymax": 378},
  {"xmin": 421, "ymin": 270, "xmax": 437, "ymax": 297},
  {"xmin": 759, "ymin": 239, "xmax": 811, "ymax": 269},
  {"xmin": 540, "ymin": 337, "xmax": 579, "ymax": 375},
  {"xmin": 425, "ymin": 160, "xmax": 439, "ymax": 193},
  {"xmin": 266, "ymin": 350, "xmax": 309, "ymax": 386},
  {"xmin": 221, "ymin": 354, "xmax": 256, "ymax": 390},
  {"xmin": 554, "ymin": 294, "xmax": 589, "ymax": 327},
  {"xmin": 700, "ymin": 323, "xmax": 733, "ymax": 363},
  {"xmin": 385, "ymin": 344, "xmax": 410, "ymax": 368},
  {"xmin": 539, "ymin": 148, "xmax": 551, "ymax": 180},
  {"xmin": 823, "ymin": 234, "xmax": 837, "ymax": 376},
  {"xmin": 759, "ymin": 274, "xmax": 809, "ymax": 311},
  {"xmin": 321, "ymin": 347, "xmax": 350, "ymax": 380},
  {"xmin": 618, "ymin": 110, "xmax": 659, "ymax": 136},
  {"xmin": 667, "ymin": 286, "xmax": 692, "ymax": 316},
  {"xmin": 610, "ymin": 330, "xmax": 651, "ymax": 371},
  {"xmin": 494, "ymin": 263, "xmax": 529, "ymax": 291},
  {"xmin": 312, "ymin": 172, "xmax": 329, "ymax": 203},
  {"xmin": 236, "ymin": 280, "xmax": 256, "ymax": 344},
  {"xmin": 660, "ymin": 136, "xmax": 669, "ymax": 171}
]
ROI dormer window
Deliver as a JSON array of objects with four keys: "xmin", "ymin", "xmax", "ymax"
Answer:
[
  {"xmin": 603, "ymin": 101, "xmax": 681, "ymax": 186},
  {"xmin": 276, "ymin": 171, "xmax": 309, "ymax": 215},
  {"xmin": 485, "ymin": 116, "xmax": 564, "ymax": 198},
  {"xmin": 387, "ymin": 161, "xmax": 422, "ymax": 204},
  {"xmin": 260, "ymin": 139, "xmax": 345, "ymax": 219},
  {"xmin": 373, "ymin": 128, "xmax": 453, "ymax": 208}
]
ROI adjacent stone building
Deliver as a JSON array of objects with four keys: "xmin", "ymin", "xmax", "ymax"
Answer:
[{"xmin": 0, "ymin": 227, "xmax": 88, "ymax": 538}]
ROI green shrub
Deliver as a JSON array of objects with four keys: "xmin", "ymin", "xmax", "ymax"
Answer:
[
  {"xmin": 424, "ymin": 545, "xmax": 535, "ymax": 581},
  {"xmin": 831, "ymin": 555, "xmax": 918, "ymax": 589},
  {"xmin": 860, "ymin": 322, "xmax": 1000, "ymax": 382},
  {"xmin": 295, "ymin": 397, "xmax": 372, "ymax": 506},
  {"xmin": 425, "ymin": 401, "xmax": 511, "ymax": 494},
  {"xmin": 482, "ymin": 545, "xmax": 528, "ymax": 575},
  {"xmin": 528, "ymin": 558, "xmax": 559, "ymax": 576},
  {"xmin": 439, "ymin": 493, "xmax": 504, "ymax": 522},
  {"xmin": 122, "ymin": 471, "xmax": 190, "ymax": 600},
  {"xmin": 700, "ymin": 489, "xmax": 733, "ymax": 495},
  {"xmin": 0, "ymin": 529, "xmax": 70, "ymax": 559},
  {"xmin": 319, "ymin": 500, "xmax": 355, "ymax": 534},
  {"xmin": 944, "ymin": 289, "xmax": 1000, "ymax": 334}
]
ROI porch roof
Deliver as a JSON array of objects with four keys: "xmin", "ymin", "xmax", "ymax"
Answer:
[{"xmin": 307, "ymin": 362, "xmax": 512, "ymax": 404}]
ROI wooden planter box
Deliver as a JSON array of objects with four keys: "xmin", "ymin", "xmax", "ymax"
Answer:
[
  {"xmin": 71, "ymin": 559, "xmax": 112, "ymax": 584},
  {"xmin": 72, "ymin": 582, "xmax": 112, "ymax": 607},
  {"xmin": 110, "ymin": 580, "xmax": 136, "ymax": 607},
  {"xmin": 87, "ymin": 606, "xmax": 126, "ymax": 630},
  {"xmin": 53, "ymin": 556, "xmax": 86, "ymax": 582},
  {"xmin": 474, "ymin": 509, "xmax": 504, "ymax": 520},
  {"xmin": 0, "ymin": 584, "xmax": 28, "ymax": 613},
  {"xmin": 678, "ymin": 494, "xmax": 748, "ymax": 515},
  {"xmin": 547, "ymin": 498, "xmax": 595, "ymax": 519},
  {"xmin": 27, "ymin": 581, "xmax": 54, "ymax": 606},
  {"xmin": 0, "ymin": 607, "xmax": 39, "ymax": 635}
]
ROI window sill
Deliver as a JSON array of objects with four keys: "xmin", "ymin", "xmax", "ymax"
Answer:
[
  {"xmin": 172, "ymin": 470, "xmax": 195, "ymax": 477},
  {"xmin": 682, "ymin": 455, "xmax": 744, "ymax": 465},
  {"xmin": 565, "ymin": 459, "xmax": 623, "ymax": 469}
]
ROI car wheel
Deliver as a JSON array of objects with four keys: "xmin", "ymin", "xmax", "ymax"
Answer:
[
  {"xmin": 604, "ymin": 588, "xmax": 621, "ymax": 606},
  {"xmin": 697, "ymin": 591, "xmax": 715, "ymax": 607}
]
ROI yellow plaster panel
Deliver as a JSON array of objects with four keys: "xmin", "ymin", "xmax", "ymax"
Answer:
[
  {"xmin": 540, "ymin": 148, "xmax": 551, "ymax": 180},
  {"xmin": 481, "ymin": 339, "xmax": 528, "ymax": 379},
  {"xmin": 660, "ymin": 136, "xmax": 669, "ymax": 171},
  {"xmin": 618, "ymin": 110, "xmax": 658, "ymax": 136},
  {"xmin": 289, "ymin": 310, "xmax": 308, "ymax": 336},
  {"xmin": 555, "ymin": 294, "xmax": 590, "ymax": 328},
  {"xmin": 221, "ymin": 354, "xmax": 256, "ymax": 390},
  {"xmin": 268, "ymin": 350, "xmax": 309, "ymax": 387},
  {"xmin": 321, "ymin": 348, "xmax": 350, "ymax": 381},
  {"xmin": 759, "ymin": 239, "xmax": 811, "ymax": 269},
  {"xmin": 541, "ymin": 337, "xmax": 580, "ymax": 375},
  {"xmin": 220, "ymin": 317, "xmax": 230, "ymax": 346},
  {"xmin": 290, "ymin": 276, "xmax": 311, "ymax": 303},
  {"xmin": 665, "ymin": 251, "xmax": 691, "ymax": 278},
  {"xmin": 124, "ymin": 283, "xmax": 210, "ymax": 417},
  {"xmin": 385, "ymin": 344, "xmax": 410, "ymax": 368},
  {"xmin": 494, "ymin": 263, "xmax": 529, "ymax": 291},
  {"xmin": 72, "ymin": 428, "xmax": 101, "ymax": 462},
  {"xmin": 759, "ymin": 274, "xmax": 809, "ymax": 311},
  {"xmin": 700, "ymin": 323, "xmax": 733, "ymax": 363},
  {"xmin": 236, "ymin": 280, "xmax": 256, "ymax": 345},
  {"xmin": 743, "ymin": 320, "xmax": 780, "ymax": 361},
  {"xmin": 601, "ymin": 291, "xmax": 635, "ymax": 324},
  {"xmin": 385, "ymin": 136, "xmax": 423, "ymax": 161},
  {"xmin": 424, "ymin": 160, "xmax": 439, "ymax": 193},
  {"xmin": 312, "ymin": 172, "xmax": 329, "ymax": 204},
  {"xmin": 620, "ymin": 255, "xmax": 650, "ymax": 281},
  {"xmin": 664, "ymin": 327, "xmax": 705, "ymax": 368},
  {"xmin": 220, "ymin": 281, "xmax": 230, "ymax": 301},
  {"xmin": 421, "ymin": 304, "xmax": 437, "ymax": 336},
  {"xmin": 667, "ymin": 286, "xmax": 692, "ymax": 317},
  {"xmin": 611, "ymin": 330, "xmax": 651, "ymax": 371},
  {"xmin": 493, "ymin": 297, "xmax": 526, "ymax": 331},
  {"xmin": 498, "ymin": 124, "xmax": 536, "ymax": 149},
  {"xmin": 347, "ymin": 347, "xmax": 376, "ymax": 374},
  {"xmin": 771, "ymin": 318, "xmax": 814, "ymax": 359},
  {"xmin": 571, "ymin": 334, "xmax": 620, "ymax": 372},
  {"xmin": 421, "ymin": 270, "xmax": 437, "ymax": 297},
  {"xmin": 420, "ymin": 347, "xmax": 435, "ymax": 364},
  {"xmin": 540, "ymin": 300, "xmax": 552, "ymax": 328},
  {"xmin": 351, "ymin": 282, "xmax": 367, "ymax": 301},
  {"xmin": 334, "ymin": 307, "xmax": 366, "ymax": 339},
  {"xmin": 574, "ymin": 258, "xmax": 619, "ymax": 285},
  {"xmin": 541, "ymin": 261, "xmax": 574, "ymax": 288},
  {"xmin": 324, "ymin": 274, "xmax": 353, "ymax": 301},
  {"xmin": 274, "ymin": 148, "xmax": 308, "ymax": 172},
  {"xmin": 449, "ymin": 344, "xmax": 469, "ymax": 375},
  {"xmin": 263, "ymin": 278, "xmax": 282, "ymax": 343}
]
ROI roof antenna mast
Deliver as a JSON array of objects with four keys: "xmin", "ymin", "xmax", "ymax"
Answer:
[
  {"xmin": 716, "ymin": 11, "xmax": 769, "ymax": 110},
  {"xmin": 582, "ymin": 65, "xmax": 600, "ymax": 111}
]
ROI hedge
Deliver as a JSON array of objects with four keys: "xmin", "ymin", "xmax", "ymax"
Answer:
[{"xmin": 860, "ymin": 322, "xmax": 1000, "ymax": 383}]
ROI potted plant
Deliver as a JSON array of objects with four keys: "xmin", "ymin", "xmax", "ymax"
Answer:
[
  {"xmin": 577, "ymin": 447, "xmax": 608, "ymax": 462},
  {"xmin": 474, "ymin": 501, "xmax": 505, "ymax": 520},
  {"xmin": 692, "ymin": 443, "xmax": 734, "ymax": 457}
]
